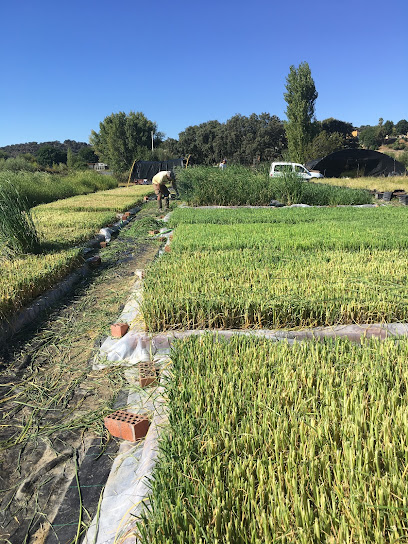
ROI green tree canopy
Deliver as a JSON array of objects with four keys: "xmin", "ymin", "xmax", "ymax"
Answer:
[
  {"xmin": 307, "ymin": 131, "xmax": 344, "ymax": 161},
  {"xmin": 16, "ymin": 153, "xmax": 36, "ymax": 163},
  {"xmin": 161, "ymin": 138, "xmax": 180, "ymax": 158},
  {"xmin": 177, "ymin": 121, "xmax": 224, "ymax": 165},
  {"xmin": 359, "ymin": 126, "xmax": 381, "ymax": 150},
  {"xmin": 90, "ymin": 111, "xmax": 162, "ymax": 173},
  {"xmin": 36, "ymin": 146, "xmax": 67, "ymax": 167},
  {"xmin": 320, "ymin": 118, "xmax": 354, "ymax": 138},
  {"xmin": 77, "ymin": 146, "xmax": 99, "ymax": 164},
  {"xmin": 174, "ymin": 114, "xmax": 285, "ymax": 165},
  {"xmin": 284, "ymin": 62, "xmax": 318, "ymax": 163},
  {"xmin": 382, "ymin": 120, "xmax": 394, "ymax": 137},
  {"xmin": 396, "ymin": 119, "xmax": 408, "ymax": 135},
  {"xmin": 223, "ymin": 113, "xmax": 286, "ymax": 165}
]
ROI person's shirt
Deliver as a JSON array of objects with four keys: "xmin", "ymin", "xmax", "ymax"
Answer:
[
  {"xmin": 219, "ymin": 162, "xmax": 227, "ymax": 170},
  {"xmin": 152, "ymin": 171, "xmax": 171, "ymax": 186}
]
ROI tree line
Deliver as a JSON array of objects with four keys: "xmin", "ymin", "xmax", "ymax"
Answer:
[
  {"xmin": 358, "ymin": 119, "xmax": 408, "ymax": 150},
  {"xmin": 88, "ymin": 62, "xmax": 358, "ymax": 174},
  {"xmin": 3, "ymin": 63, "xmax": 407, "ymax": 175},
  {"xmin": 0, "ymin": 141, "xmax": 98, "ymax": 171}
]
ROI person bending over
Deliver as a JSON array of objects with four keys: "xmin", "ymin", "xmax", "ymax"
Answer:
[{"xmin": 152, "ymin": 171, "xmax": 179, "ymax": 210}]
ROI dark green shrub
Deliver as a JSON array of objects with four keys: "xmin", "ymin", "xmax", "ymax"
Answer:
[{"xmin": 0, "ymin": 157, "xmax": 37, "ymax": 172}]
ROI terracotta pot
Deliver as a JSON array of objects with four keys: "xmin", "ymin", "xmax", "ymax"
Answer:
[
  {"xmin": 138, "ymin": 361, "xmax": 157, "ymax": 387},
  {"xmin": 124, "ymin": 212, "xmax": 130, "ymax": 218},
  {"xmin": 110, "ymin": 322, "xmax": 129, "ymax": 338},
  {"xmin": 104, "ymin": 410, "xmax": 150, "ymax": 441}
]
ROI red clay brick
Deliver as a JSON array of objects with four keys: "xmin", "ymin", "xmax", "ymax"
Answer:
[
  {"xmin": 110, "ymin": 323, "xmax": 129, "ymax": 338},
  {"xmin": 104, "ymin": 410, "xmax": 150, "ymax": 442},
  {"xmin": 138, "ymin": 361, "xmax": 157, "ymax": 388}
]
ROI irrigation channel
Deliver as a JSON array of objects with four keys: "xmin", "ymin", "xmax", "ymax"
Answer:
[{"xmin": 2, "ymin": 203, "xmax": 408, "ymax": 544}]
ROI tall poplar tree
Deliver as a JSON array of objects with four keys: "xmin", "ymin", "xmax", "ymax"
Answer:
[{"xmin": 284, "ymin": 62, "xmax": 318, "ymax": 163}]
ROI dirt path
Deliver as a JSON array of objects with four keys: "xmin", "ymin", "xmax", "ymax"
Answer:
[{"xmin": 0, "ymin": 204, "xmax": 165, "ymax": 544}]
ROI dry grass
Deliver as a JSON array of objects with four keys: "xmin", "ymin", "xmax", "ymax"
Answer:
[{"xmin": 320, "ymin": 175, "xmax": 408, "ymax": 192}]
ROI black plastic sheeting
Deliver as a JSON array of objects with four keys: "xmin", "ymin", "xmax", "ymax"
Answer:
[
  {"xmin": 306, "ymin": 149, "xmax": 406, "ymax": 178},
  {"xmin": 130, "ymin": 159, "xmax": 184, "ymax": 181}
]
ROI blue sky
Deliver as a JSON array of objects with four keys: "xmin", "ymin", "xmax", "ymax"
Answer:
[{"xmin": 1, "ymin": 0, "xmax": 407, "ymax": 147}]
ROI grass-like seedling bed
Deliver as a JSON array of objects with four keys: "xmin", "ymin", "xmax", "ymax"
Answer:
[
  {"xmin": 169, "ymin": 205, "xmax": 406, "ymax": 227},
  {"xmin": 172, "ymin": 220, "xmax": 408, "ymax": 252},
  {"xmin": 0, "ymin": 185, "xmax": 154, "ymax": 320},
  {"xmin": 0, "ymin": 249, "xmax": 82, "ymax": 318},
  {"xmin": 143, "ymin": 247, "xmax": 408, "ymax": 330},
  {"xmin": 33, "ymin": 209, "xmax": 118, "ymax": 247},
  {"xmin": 42, "ymin": 185, "xmax": 154, "ymax": 212},
  {"xmin": 143, "ymin": 206, "xmax": 408, "ymax": 330},
  {"xmin": 138, "ymin": 335, "xmax": 408, "ymax": 544}
]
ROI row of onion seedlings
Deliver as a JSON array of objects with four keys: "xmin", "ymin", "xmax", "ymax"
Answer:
[
  {"xmin": 142, "ymin": 245, "xmax": 408, "ymax": 331},
  {"xmin": 138, "ymin": 334, "xmax": 408, "ymax": 543}
]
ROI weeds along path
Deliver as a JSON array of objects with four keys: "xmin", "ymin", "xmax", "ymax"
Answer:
[{"xmin": 0, "ymin": 203, "xmax": 167, "ymax": 544}]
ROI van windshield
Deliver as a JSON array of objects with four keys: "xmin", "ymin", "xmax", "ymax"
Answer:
[
  {"xmin": 274, "ymin": 164, "xmax": 292, "ymax": 173},
  {"xmin": 294, "ymin": 165, "xmax": 308, "ymax": 174}
]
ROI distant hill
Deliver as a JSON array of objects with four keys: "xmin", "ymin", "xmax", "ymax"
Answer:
[{"xmin": 0, "ymin": 140, "xmax": 91, "ymax": 158}]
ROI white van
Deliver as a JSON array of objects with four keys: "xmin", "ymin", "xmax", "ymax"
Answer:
[{"xmin": 269, "ymin": 162, "xmax": 324, "ymax": 180}]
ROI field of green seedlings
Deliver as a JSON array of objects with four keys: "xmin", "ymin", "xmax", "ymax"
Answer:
[
  {"xmin": 143, "ymin": 206, "xmax": 408, "ymax": 330},
  {"xmin": 168, "ymin": 205, "xmax": 401, "ymax": 226},
  {"xmin": 33, "ymin": 186, "xmax": 155, "ymax": 246},
  {"xmin": 41, "ymin": 185, "xmax": 153, "ymax": 212},
  {"xmin": 0, "ymin": 249, "xmax": 82, "ymax": 319},
  {"xmin": 138, "ymin": 335, "xmax": 408, "ymax": 543},
  {"xmin": 176, "ymin": 165, "xmax": 373, "ymax": 206},
  {"xmin": 0, "ymin": 185, "xmax": 154, "ymax": 320}
]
